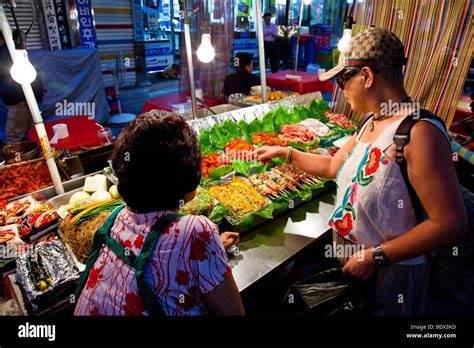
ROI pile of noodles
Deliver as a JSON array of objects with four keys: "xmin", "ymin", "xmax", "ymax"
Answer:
[{"xmin": 59, "ymin": 211, "xmax": 111, "ymax": 264}]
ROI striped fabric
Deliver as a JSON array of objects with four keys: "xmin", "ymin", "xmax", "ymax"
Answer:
[
  {"xmin": 91, "ymin": 0, "xmax": 136, "ymax": 87},
  {"xmin": 331, "ymin": 0, "xmax": 473, "ymax": 128},
  {"xmin": 179, "ymin": 0, "xmax": 234, "ymax": 102}
]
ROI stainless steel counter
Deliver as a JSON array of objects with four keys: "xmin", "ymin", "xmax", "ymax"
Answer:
[{"xmin": 230, "ymin": 190, "xmax": 336, "ymax": 292}]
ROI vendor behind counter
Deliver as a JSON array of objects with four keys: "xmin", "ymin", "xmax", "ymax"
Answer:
[{"xmin": 223, "ymin": 52, "xmax": 260, "ymax": 98}]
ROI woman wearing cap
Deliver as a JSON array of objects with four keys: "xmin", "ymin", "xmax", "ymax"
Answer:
[
  {"xmin": 75, "ymin": 115, "xmax": 244, "ymax": 316},
  {"xmin": 255, "ymin": 28, "xmax": 468, "ymax": 315}
]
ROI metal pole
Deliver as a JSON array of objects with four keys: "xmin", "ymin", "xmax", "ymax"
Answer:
[
  {"xmin": 255, "ymin": 0, "xmax": 267, "ymax": 104},
  {"xmin": 1, "ymin": 4, "xmax": 64, "ymax": 195},
  {"xmin": 180, "ymin": 0, "xmax": 198, "ymax": 119},
  {"xmin": 294, "ymin": 0, "xmax": 305, "ymax": 73}
]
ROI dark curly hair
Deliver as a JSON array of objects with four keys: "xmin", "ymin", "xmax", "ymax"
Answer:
[{"xmin": 112, "ymin": 115, "xmax": 201, "ymax": 213}]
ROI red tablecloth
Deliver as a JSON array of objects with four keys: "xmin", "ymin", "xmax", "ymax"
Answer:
[
  {"xmin": 142, "ymin": 93, "xmax": 220, "ymax": 113},
  {"xmin": 266, "ymin": 70, "xmax": 333, "ymax": 95},
  {"xmin": 27, "ymin": 116, "xmax": 104, "ymax": 151}
]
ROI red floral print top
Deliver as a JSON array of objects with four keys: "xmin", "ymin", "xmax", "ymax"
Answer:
[
  {"xmin": 329, "ymin": 116, "xmax": 419, "ymax": 247},
  {"xmin": 74, "ymin": 207, "xmax": 231, "ymax": 316}
]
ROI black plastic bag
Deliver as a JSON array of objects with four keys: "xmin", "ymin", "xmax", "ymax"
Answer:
[{"xmin": 284, "ymin": 267, "xmax": 381, "ymax": 318}]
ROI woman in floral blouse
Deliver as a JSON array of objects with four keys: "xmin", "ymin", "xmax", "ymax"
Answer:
[
  {"xmin": 255, "ymin": 28, "xmax": 467, "ymax": 315},
  {"xmin": 75, "ymin": 115, "xmax": 244, "ymax": 316}
]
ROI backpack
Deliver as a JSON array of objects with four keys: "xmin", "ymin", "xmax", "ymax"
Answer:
[{"xmin": 357, "ymin": 110, "xmax": 474, "ymax": 304}]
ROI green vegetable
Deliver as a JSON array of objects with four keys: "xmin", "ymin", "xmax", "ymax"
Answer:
[
  {"xmin": 199, "ymin": 130, "xmax": 214, "ymax": 155},
  {"xmin": 208, "ymin": 203, "xmax": 226, "ymax": 224},
  {"xmin": 222, "ymin": 119, "xmax": 244, "ymax": 140},
  {"xmin": 298, "ymin": 189, "xmax": 313, "ymax": 202},
  {"xmin": 287, "ymin": 107, "xmax": 301, "ymax": 125},
  {"xmin": 74, "ymin": 200, "xmax": 124, "ymax": 225},
  {"xmin": 247, "ymin": 118, "xmax": 263, "ymax": 136},
  {"xmin": 273, "ymin": 106, "xmax": 289, "ymax": 133},
  {"xmin": 254, "ymin": 203, "xmax": 274, "ymax": 219},
  {"xmin": 69, "ymin": 191, "xmax": 91, "ymax": 208},
  {"xmin": 261, "ymin": 111, "xmax": 275, "ymax": 133},
  {"xmin": 231, "ymin": 160, "xmax": 268, "ymax": 177},
  {"xmin": 209, "ymin": 125, "xmax": 227, "ymax": 149},
  {"xmin": 288, "ymin": 137, "xmax": 320, "ymax": 152},
  {"xmin": 179, "ymin": 186, "xmax": 213, "ymax": 216},
  {"xmin": 209, "ymin": 165, "xmax": 233, "ymax": 179}
]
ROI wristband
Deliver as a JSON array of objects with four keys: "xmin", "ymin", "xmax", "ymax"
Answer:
[{"xmin": 286, "ymin": 147, "xmax": 293, "ymax": 165}]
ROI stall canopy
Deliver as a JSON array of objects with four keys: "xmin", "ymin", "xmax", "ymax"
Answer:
[{"xmin": 29, "ymin": 48, "xmax": 109, "ymax": 124}]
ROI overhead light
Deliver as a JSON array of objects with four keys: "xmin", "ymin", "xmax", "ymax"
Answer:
[
  {"xmin": 197, "ymin": 33, "xmax": 215, "ymax": 63},
  {"xmin": 337, "ymin": 16, "xmax": 353, "ymax": 52},
  {"xmin": 10, "ymin": 30, "xmax": 37, "ymax": 84},
  {"xmin": 304, "ymin": 0, "xmax": 312, "ymax": 4},
  {"xmin": 10, "ymin": 49, "xmax": 37, "ymax": 84}
]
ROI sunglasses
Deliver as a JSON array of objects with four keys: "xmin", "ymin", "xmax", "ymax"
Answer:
[{"xmin": 335, "ymin": 68, "xmax": 362, "ymax": 90}]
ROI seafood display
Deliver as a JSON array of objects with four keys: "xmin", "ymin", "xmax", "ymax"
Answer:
[
  {"xmin": 251, "ymin": 132, "xmax": 288, "ymax": 147},
  {"xmin": 325, "ymin": 112, "xmax": 356, "ymax": 129},
  {"xmin": 202, "ymin": 153, "xmax": 231, "ymax": 178}
]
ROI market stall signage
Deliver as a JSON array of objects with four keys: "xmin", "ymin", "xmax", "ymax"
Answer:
[
  {"xmin": 144, "ymin": 41, "xmax": 173, "ymax": 72},
  {"xmin": 54, "ymin": 0, "xmax": 71, "ymax": 49},
  {"xmin": 132, "ymin": 0, "xmax": 144, "ymax": 41},
  {"xmin": 41, "ymin": 0, "xmax": 62, "ymax": 50},
  {"xmin": 76, "ymin": 0, "xmax": 97, "ymax": 48},
  {"xmin": 233, "ymin": 38, "xmax": 259, "ymax": 61}
]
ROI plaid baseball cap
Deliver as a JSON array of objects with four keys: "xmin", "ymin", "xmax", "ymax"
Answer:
[{"xmin": 319, "ymin": 27, "xmax": 407, "ymax": 81}]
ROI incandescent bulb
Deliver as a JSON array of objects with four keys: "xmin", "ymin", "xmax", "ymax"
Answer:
[
  {"xmin": 337, "ymin": 28, "xmax": 352, "ymax": 52},
  {"xmin": 197, "ymin": 34, "xmax": 215, "ymax": 63},
  {"xmin": 10, "ymin": 50, "xmax": 37, "ymax": 84}
]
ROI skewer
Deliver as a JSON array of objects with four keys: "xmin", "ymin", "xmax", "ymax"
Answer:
[
  {"xmin": 302, "ymin": 181, "xmax": 315, "ymax": 189},
  {"xmin": 294, "ymin": 181, "xmax": 307, "ymax": 189}
]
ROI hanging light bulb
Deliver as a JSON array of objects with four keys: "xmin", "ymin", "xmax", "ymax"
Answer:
[
  {"xmin": 337, "ymin": 28, "xmax": 352, "ymax": 52},
  {"xmin": 10, "ymin": 49, "xmax": 37, "ymax": 84},
  {"xmin": 337, "ymin": 16, "xmax": 353, "ymax": 52},
  {"xmin": 197, "ymin": 33, "xmax": 215, "ymax": 63}
]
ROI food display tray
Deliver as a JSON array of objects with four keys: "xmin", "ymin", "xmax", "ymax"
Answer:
[{"xmin": 219, "ymin": 180, "xmax": 335, "ymax": 233}]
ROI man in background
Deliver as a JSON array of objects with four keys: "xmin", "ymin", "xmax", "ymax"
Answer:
[
  {"xmin": 0, "ymin": 31, "xmax": 43, "ymax": 144},
  {"xmin": 223, "ymin": 52, "xmax": 260, "ymax": 99},
  {"xmin": 263, "ymin": 13, "xmax": 278, "ymax": 73}
]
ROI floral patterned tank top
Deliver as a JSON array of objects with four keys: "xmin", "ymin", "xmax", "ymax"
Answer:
[{"xmin": 328, "ymin": 115, "xmax": 446, "ymax": 265}]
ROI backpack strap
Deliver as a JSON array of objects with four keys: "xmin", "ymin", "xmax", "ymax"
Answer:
[{"xmin": 393, "ymin": 110, "xmax": 448, "ymax": 222}]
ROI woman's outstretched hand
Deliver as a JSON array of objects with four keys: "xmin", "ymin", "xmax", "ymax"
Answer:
[{"xmin": 253, "ymin": 146, "xmax": 287, "ymax": 163}]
